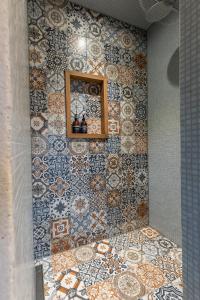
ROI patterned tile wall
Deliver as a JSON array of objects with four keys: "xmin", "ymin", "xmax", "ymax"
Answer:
[
  {"xmin": 180, "ymin": 1, "xmax": 200, "ymax": 298},
  {"xmin": 28, "ymin": 0, "xmax": 148, "ymax": 259}
]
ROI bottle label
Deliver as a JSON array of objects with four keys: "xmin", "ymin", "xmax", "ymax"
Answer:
[
  {"xmin": 81, "ymin": 125, "xmax": 87, "ymax": 133},
  {"xmin": 72, "ymin": 125, "xmax": 80, "ymax": 133}
]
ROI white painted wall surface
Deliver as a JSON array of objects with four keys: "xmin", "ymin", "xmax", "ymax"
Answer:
[
  {"xmin": 0, "ymin": 0, "xmax": 35, "ymax": 299},
  {"xmin": 148, "ymin": 14, "xmax": 181, "ymax": 245}
]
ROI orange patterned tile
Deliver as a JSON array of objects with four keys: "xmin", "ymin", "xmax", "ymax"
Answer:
[
  {"xmin": 87, "ymin": 278, "xmax": 120, "ymax": 300},
  {"xmin": 48, "ymin": 93, "xmax": 65, "ymax": 114},
  {"xmin": 54, "ymin": 268, "xmax": 88, "ymax": 299},
  {"xmin": 51, "ymin": 250, "xmax": 78, "ymax": 273},
  {"xmin": 136, "ymin": 262, "xmax": 166, "ymax": 289},
  {"xmin": 141, "ymin": 227, "xmax": 160, "ymax": 240},
  {"xmin": 51, "ymin": 218, "xmax": 70, "ymax": 239}
]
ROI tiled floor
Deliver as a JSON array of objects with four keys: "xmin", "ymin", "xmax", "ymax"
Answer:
[{"xmin": 36, "ymin": 227, "xmax": 183, "ymax": 300}]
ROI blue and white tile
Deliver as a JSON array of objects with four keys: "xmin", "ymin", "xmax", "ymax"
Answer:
[
  {"xmin": 140, "ymin": 284, "xmax": 183, "ymax": 300},
  {"xmin": 32, "ymin": 178, "xmax": 48, "ymax": 200},
  {"xmin": 107, "ymin": 81, "xmax": 121, "ymax": 101},
  {"xmin": 34, "ymin": 221, "xmax": 51, "ymax": 259},
  {"xmin": 105, "ymin": 137, "xmax": 121, "ymax": 154},
  {"xmin": 50, "ymin": 195, "xmax": 70, "ymax": 220},
  {"xmin": 48, "ymin": 135, "xmax": 68, "ymax": 155},
  {"xmin": 33, "ymin": 197, "xmax": 50, "ymax": 223},
  {"xmin": 89, "ymin": 154, "xmax": 106, "ymax": 174},
  {"xmin": 78, "ymin": 253, "xmax": 127, "ymax": 287},
  {"xmin": 32, "ymin": 134, "xmax": 48, "ymax": 157},
  {"xmin": 48, "ymin": 155, "xmax": 70, "ymax": 178},
  {"xmin": 70, "ymin": 174, "xmax": 91, "ymax": 197}
]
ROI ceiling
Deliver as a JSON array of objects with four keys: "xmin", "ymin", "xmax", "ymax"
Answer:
[{"xmin": 70, "ymin": 0, "xmax": 151, "ymax": 30}]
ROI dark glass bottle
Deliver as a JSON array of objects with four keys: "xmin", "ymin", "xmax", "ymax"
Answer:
[
  {"xmin": 72, "ymin": 114, "xmax": 80, "ymax": 133},
  {"xmin": 80, "ymin": 115, "xmax": 87, "ymax": 133}
]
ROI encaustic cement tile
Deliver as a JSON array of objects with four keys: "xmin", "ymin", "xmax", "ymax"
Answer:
[
  {"xmin": 51, "ymin": 218, "xmax": 70, "ymax": 239},
  {"xmin": 53, "ymin": 267, "xmax": 89, "ymax": 300},
  {"xmin": 119, "ymin": 248, "xmax": 143, "ymax": 267},
  {"xmin": 151, "ymin": 255, "xmax": 182, "ymax": 284},
  {"xmin": 51, "ymin": 236, "xmax": 75, "ymax": 255},
  {"xmin": 139, "ymin": 284, "xmax": 183, "ymax": 300},
  {"xmin": 39, "ymin": 227, "xmax": 182, "ymax": 300},
  {"xmin": 73, "ymin": 244, "xmax": 96, "ymax": 264},
  {"xmin": 87, "ymin": 270, "xmax": 146, "ymax": 300},
  {"xmin": 141, "ymin": 227, "xmax": 160, "ymax": 240},
  {"xmin": 134, "ymin": 262, "xmax": 167, "ymax": 290},
  {"xmin": 93, "ymin": 240, "xmax": 113, "ymax": 258},
  {"xmin": 86, "ymin": 278, "xmax": 121, "ymax": 300},
  {"xmin": 78, "ymin": 253, "xmax": 127, "ymax": 287},
  {"xmin": 51, "ymin": 250, "xmax": 78, "ymax": 274}
]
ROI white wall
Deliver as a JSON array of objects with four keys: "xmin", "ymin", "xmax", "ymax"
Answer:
[
  {"xmin": 0, "ymin": 0, "xmax": 35, "ymax": 299},
  {"xmin": 148, "ymin": 13, "xmax": 181, "ymax": 245}
]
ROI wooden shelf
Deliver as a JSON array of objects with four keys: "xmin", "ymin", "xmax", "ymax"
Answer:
[
  {"xmin": 65, "ymin": 71, "xmax": 108, "ymax": 139},
  {"xmin": 67, "ymin": 133, "xmax": 108, "ymax": 139}
]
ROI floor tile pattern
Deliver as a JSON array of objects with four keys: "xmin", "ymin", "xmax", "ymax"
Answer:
[
  {"xmin": 28, "ymin": 0, "xmax": 148, "ymax": 259},
  {"xmin": 36, "ymin": 227, "xmax": 183, "ymax": 300}
]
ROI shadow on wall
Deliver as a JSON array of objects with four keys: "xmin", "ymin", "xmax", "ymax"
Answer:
[{"xmin": 167, "ymin": 47, "xmax": 179, "ymax": 87}]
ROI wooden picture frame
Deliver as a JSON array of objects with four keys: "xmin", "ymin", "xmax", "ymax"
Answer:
[{"xmin": 65, "ymin": 71, "xmax": 108, "ymax": 139}]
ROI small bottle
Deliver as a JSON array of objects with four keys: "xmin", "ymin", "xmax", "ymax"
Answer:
[
  {"xmin": 72, "ymin": 114, "xmax": 80, "ymax": 133},
  {"xmin": 80, "ymin": 115, "xmax": 87, "ymax": 133}
]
